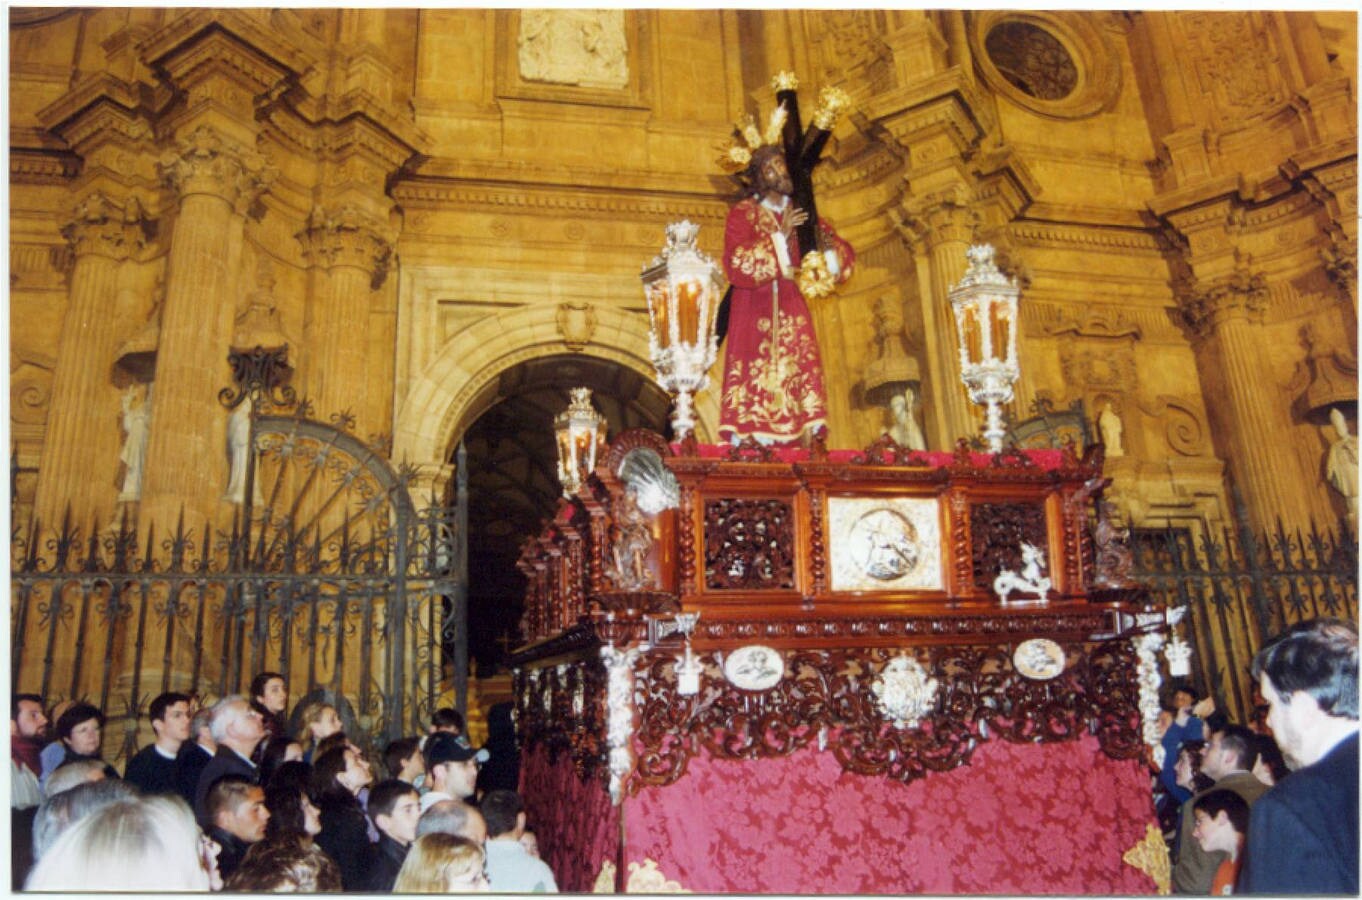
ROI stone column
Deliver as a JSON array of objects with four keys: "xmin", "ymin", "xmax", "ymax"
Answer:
[
  {"xmin": 900, "ymin": 187, "xmax": 979, "ymax": 446},
  {"xmin": 139, "ymin": 125, "xmax": 275, "ymax": 530},
  {"xmin": 32, "ymin": 193, "xmax": 150, "ymax": 530},
  {"xmin": 1175, "ymin": 269, "xmax": 1313, "ymax": 529},
  {"xmin": 297, "ymin": 205, "xmax": 394, "ymax": 437}
]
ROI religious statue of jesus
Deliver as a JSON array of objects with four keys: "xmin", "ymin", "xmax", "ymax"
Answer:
[{"xmin": 718, "ymin": 91, "xmax": 854, "ymax": 446}]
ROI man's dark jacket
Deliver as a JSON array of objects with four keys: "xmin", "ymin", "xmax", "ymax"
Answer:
[{"xmin": 1242, "ymin": 731, "xmax": 1359, "ymax": 894}]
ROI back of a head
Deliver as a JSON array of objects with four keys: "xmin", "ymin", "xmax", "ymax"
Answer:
[
  {"xmin": 1252, "ymin": 618, "xmax": 1359, "ymax": 719},
  {"xmin": 416, "ymin": 799, "xmax": 478, "ymax": 839},
  {"xmin": 394, "ymin": 832, "xmax": 484, "ymax": 893},
  {"xmin": 44, "ymin": 758, "xmax": 107, "ymax": 798},
  {"xmin": 384, "ymin": 736, "xmax": 420, "ymax": 777},
  {"xmin": 1217, "ymin": 724, "xmax": 1259, "ymax": 772},
  {"xmin": 33, "ymin": 778, "xmax": 140, "ymax": 860},
  {"xmin": 26, "ymin": 795, "xmax": 209, "ymax": 891},
  {"xmin": 191, "ymin": 706, "xmax": 215, "ymax": 741},
  {"xmin": 310, "ymin": 744, "xmax": 353, "ymax": 804},
  {"xmin": 480, "ymin": 789, "xmax": 523, "ymax": 838},
  {"xmin": 226, "ymin": 834, "xmax": 341, "ymax": 892},
  {"xmin": 431, "ymin": 707, "xmax": 465, "ymax": 734}
]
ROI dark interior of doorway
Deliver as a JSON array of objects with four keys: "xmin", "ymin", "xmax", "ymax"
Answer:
[{"xmin": 453, "ymin": 354, "xmax": 672, "ymax": 676}]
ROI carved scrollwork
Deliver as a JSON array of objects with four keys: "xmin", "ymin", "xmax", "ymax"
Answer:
[
  {"xmin": 703, "ymin": 498, "xmax": 796, "ymax": 590},
  {"xmin": 627, "ymin": 639, "xmax": 1142, "ymax": 792}
]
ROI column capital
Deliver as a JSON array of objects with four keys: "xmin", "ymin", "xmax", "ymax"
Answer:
[
  {"xmin": 1172, "ymin": 266, "xmax": 1270, "ymax": 340},
  {"xmin": 895, "ymin": 184, "xmax": 978, "ymax": 250},
  {"xmin": 61, "ymin": 191, "xmax": 153, "ymax": 261},
  {"xmin": 296, "ymin": 204, "xmax": 395, "ymax": 287},
  {"xmin": 158, "ymin": 124, "xmax": 277, "ymax": 213}
]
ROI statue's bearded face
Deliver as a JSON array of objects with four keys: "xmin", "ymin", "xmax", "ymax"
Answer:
[{"xmin": 755, "ymin": 152, "xmax": 793, "ymax": 197}]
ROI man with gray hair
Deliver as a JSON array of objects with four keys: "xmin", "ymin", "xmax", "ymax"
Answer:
[
  {"xmin": 174, "ymin": 705, "xmax": 216, "ymax": 808},
  {"xmin": 194, "ymin": 695, "xmax": 264, "ymax": 823},
  {"xmin": 1242, "ymin": 617, "xmax": 1358, "ymax": 894},
  {"xmin": 43, "ymin": 758, "xmax": 107, "ymax": 799},
  {"xmin": 32, "ymin": 778, "xmax": 138, "ymax": 861},
  {"xmin": 416, "ymin": 797, "xmax": 487, "ymax": 845}
]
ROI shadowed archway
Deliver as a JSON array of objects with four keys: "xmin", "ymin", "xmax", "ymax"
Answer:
[{"xmin": 457, "ymin": 354, "xmax": 671, "ymax": 674}]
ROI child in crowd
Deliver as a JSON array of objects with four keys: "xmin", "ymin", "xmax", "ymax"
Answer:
[{"xmin": 1191, "ymin": 789, "xmax": 1251, "ymax": 895}]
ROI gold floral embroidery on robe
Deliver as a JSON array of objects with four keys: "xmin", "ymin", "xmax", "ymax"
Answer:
[{"xmin": 729, "ymin": 242, "xmax": 777, "ymax": 281}]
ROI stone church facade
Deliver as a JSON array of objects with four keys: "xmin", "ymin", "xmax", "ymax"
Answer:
[{"xmin": 10, "ymin": 9, "xmax": 1356, "ymax": 555}]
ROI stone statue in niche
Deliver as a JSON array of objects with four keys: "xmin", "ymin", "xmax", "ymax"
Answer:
[
  {"xmin": 1098, "ymin": 402, "xmax": 1124, "ymax": 457},
  {"xmin": 887, "ymin": 385, "xmax": 927, "ymax": 451},
  {"xmin": 118, "ymin": 382, "xmax": 152, "ymax": 502},
  {"xmin": 224, "ymin": 395, "xmax": 254, "ymax": 506},
  {"xmin": 518, "ymin": 9, "xmax": 629, "ymax": 90},
  {"xmin": 1325, "ymin": 407, "xmax": 1358, "ymax": 537}
]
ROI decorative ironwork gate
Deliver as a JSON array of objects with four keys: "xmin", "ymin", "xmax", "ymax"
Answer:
[
  {"xmin": 1132, "ymin": 512, "xmax": 1357, "ymax": 725},
  {"xmin": 10, "ymin": 406, "xmax": 463, "ymax": 765}
]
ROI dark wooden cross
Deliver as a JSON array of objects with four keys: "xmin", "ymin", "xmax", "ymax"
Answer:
[{"xmin": 774, "ymin": 83, "xmax": 836, "ymax": 258}]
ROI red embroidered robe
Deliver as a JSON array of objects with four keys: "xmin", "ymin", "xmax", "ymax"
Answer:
[{"xmin": 719, "ymin": 196, "xmax": 854, "ymax": 445}]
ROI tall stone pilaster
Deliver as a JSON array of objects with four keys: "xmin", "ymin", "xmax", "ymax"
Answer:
[
  {"xmin": 297, "ymin": 205, "xmax": 394, "ymax": 437},
  {"xmin": 1174, "ymin": 268, "xmax": 1317, "ymax": 530},
  {"xmin": 139, "ymin": 125, "xmax": 276, "ymax": 530},
  {"xmin": 898, "ymin": 187, "xmax": 980, "ymax": 446},
  {"xmin": 32, "ymin": 193, "xmax": 151, "ymax": 530}
]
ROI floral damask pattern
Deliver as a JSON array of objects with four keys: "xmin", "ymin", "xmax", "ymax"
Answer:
[
  {"xmin": 521, "ymin": 743, "xmax": 620, "ymax": 892},
  {"xmin": 624, "ymin": 735, "xmax": 1157, "ymax": 894}
]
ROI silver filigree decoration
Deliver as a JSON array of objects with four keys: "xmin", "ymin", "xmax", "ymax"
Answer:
[
  {"xmin": 1133, "ymin": 631, "xmax": 1166, "ymax": 766},
  {"xmin": 871, "ymin": 655, "xmax": 939, "ymax": 729},
  {"xmin": 1164, "ymin": 635, "xmax": 1192, "ymax": 677},
  {"xmin": 601, "ymin": 644, "xmax": 641, "ymax": 805}
]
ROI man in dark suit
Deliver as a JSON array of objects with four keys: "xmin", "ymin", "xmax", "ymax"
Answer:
[
  {"xmin": 194, "ymin": 695, "xmax": 265, "ymax": 823},
  {"xmin": 1242, "ymin": 618, "xmax": 1358, "ymax": 895},
  {"xmin": 175, "ymin": 706, "xmax": 216, "ymax": 808}
]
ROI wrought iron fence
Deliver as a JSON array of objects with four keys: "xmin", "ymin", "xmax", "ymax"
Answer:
[
  {"xmin": 10, "ymin": 409, "xmax": 463, "ymax": 766},
  {"xmin": 1131, "ymin": 516, "xmax": 1357, "ymax": 725}
]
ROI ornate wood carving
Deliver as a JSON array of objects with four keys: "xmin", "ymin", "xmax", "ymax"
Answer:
[
  {"xmin": 630, "ymin": 638, "xmax": 1142, "ymax": 791},
  {"xmin": 704, "ymin": 498, "xmax": 796, "ymax": 590},
  {"xmin": 515, "ymin": 651, "xmax": 609, "ymax": 782},
  {"xmin": 970, "ymin": 502, "xmax": 1048, "ymax": 593},
  {"xmin": 808, "ymin": 488, "xmax": 827, "ymax": 596}
]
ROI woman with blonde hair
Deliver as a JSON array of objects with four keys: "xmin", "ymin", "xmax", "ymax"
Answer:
[
  {"xmin": 25, "ymin": 794, "xmax": 211, "ymax": 891},
  {"xmin": 393, "ymin": 833, "xmax": 489, "ymax": 893},
  {"xmin": 296, "ymin": 700, "xmax": 343, "ymax": 761}
]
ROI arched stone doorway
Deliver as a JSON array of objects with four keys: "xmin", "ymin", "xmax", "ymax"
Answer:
[{"xmin": 456, "ymin": 354, "xmax": 672, "ymax": 673}]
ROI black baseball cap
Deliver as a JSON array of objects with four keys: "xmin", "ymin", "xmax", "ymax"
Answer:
[{"xmin": 426, "ymin": 731, "xmax": 489, "ymax": 767}]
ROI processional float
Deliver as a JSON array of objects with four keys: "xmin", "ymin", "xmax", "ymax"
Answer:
[{"xmin": 515, "ymin": 87, "xmax": 1181, "ymax": 895}]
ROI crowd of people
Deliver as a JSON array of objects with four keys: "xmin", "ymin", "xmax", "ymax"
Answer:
[
  {"xmin": 10, "ymin": 673, "xmax": 553, "ymax": 893},
  {"xmin": 11, "ymin": 617, "xmax": 1358, "ymax": 894},
  {"xmin": 1149, "ymin": 617, "xmax": 1358, "ymax": 895}
]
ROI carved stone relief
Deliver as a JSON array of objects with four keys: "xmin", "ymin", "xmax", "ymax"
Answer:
[
  {"xmin": 1183, "ymin": 12, "xmax": 1286, "ymax": 126},
  {"xmin": 557, "ymin": 300, "xmax": 597, "ymax": 351},
  {"xmin": 518, "ymin": 10, "xmax": 629, "ymax": 90}
]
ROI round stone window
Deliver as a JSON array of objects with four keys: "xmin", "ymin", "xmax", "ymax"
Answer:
[
  {"xmin": 969, "ymin": 11, "xmax": 1121, "ymax": 119},
  {"xmin": 984, "ymin": 21, "xmax": 1078, "ymax": 101}
]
